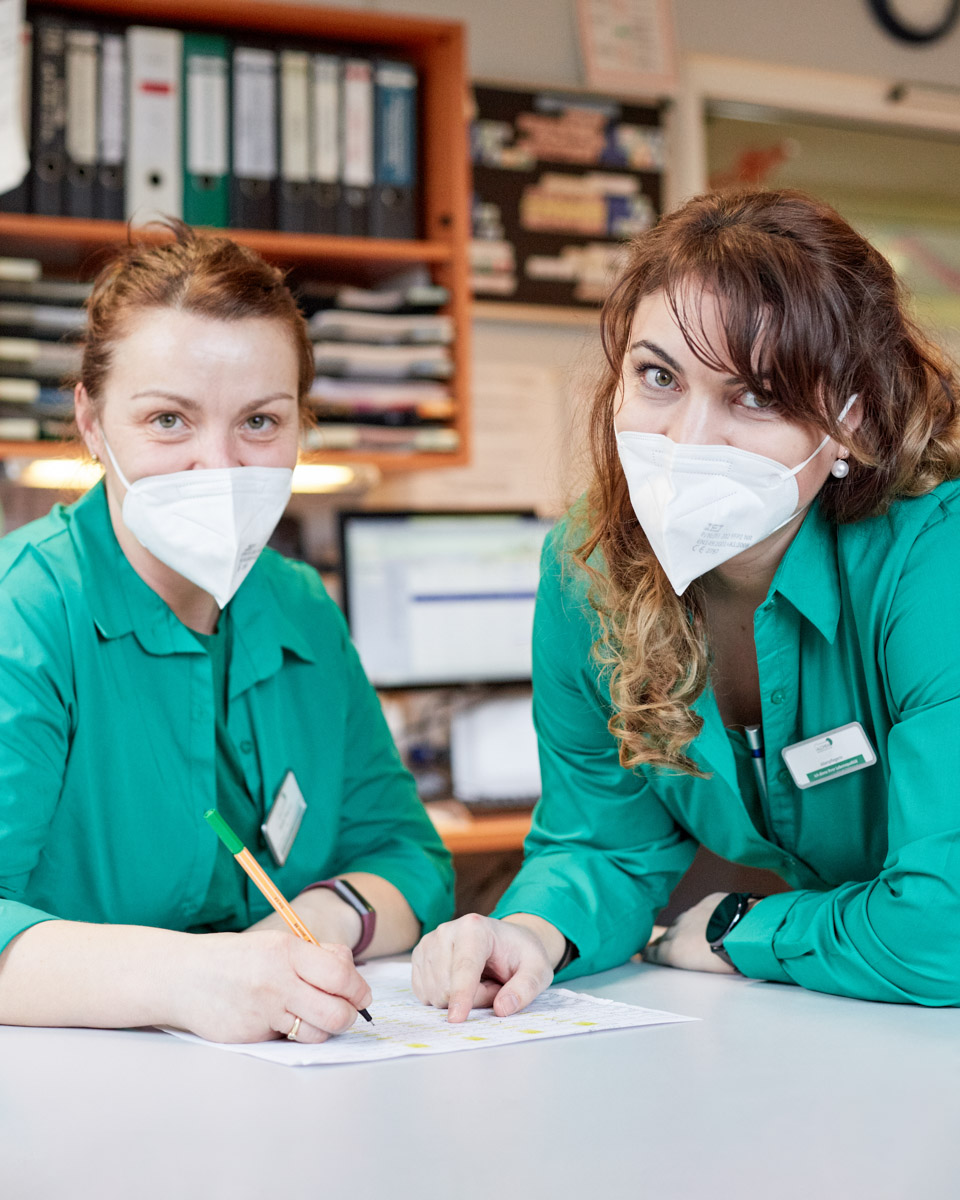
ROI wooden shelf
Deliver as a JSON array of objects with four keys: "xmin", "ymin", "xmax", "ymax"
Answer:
[
  {"xmin": 425, "ymin": 801, "xmax": 533, "ymax": 855},
  {"xmin": 0, "ymin": 214, "xmax": 454, "ymax": 277},
  {"xmin": 5, "ymin": 0, "xmax": 473, "ymax": 475}
]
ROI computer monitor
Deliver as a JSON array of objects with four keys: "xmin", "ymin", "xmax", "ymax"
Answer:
[{"xmin": 338, "ymin": 510, "xmax": 554, "ymax": 689}]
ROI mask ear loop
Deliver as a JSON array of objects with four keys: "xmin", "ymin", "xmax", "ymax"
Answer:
[
  {"xmin": 784, "ymin": 393, "xmax": 858, "ymax": 480},
  {"xmin": 97, "ymin": 432, "xmax": 133, "ymax": 491}
]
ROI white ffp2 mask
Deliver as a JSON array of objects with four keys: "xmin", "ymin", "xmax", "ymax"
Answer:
[
  {"xmin": 102, "ymin": 437, "xmax": 293, "ymax": 608},
  {"xmin": 615, "ymin": 395, "xmax": 856, "ymax": 596}
]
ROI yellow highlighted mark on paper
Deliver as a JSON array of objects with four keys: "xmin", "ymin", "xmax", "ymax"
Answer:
[
  {"xmin": 575, "ymin": 1021, "xmax": 597, "ymax": 1026},
  {"xmin": 462, "ymin": 1036, "xmax": 487, "ymax": 1041},
  {"xmin": 520, "ymin": 1029, "xmax": 543, "ymax": 1035},
  {"xmin": 405, "ymin": 1043, "xmax": 430, "ymax": 1048}
]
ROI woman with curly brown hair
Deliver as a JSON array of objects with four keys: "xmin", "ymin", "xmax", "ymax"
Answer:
[{"xmin": 413, "ymin": 187, "xmax": 960, "ymax": 1013}]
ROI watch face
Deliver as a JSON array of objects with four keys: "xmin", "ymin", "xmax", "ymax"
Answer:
[
  {"xmin": 869, "ymin": 0, "xmax": 960, "ymax": 42},
  {"xmin": 706, "ymin": 893, "xmax": 744, "ymax": 945}
]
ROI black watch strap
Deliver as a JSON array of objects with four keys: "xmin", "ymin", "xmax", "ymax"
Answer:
[
  {"xmin": 706, "ymin": 892, "xmax": 761, "ymax": 968},
  {"xmin": 555, "ymin": 936, "xmax": 580, "ymax": 973}
]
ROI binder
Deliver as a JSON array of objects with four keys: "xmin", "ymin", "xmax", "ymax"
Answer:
[
  {"xmin": 0, "ymin": 22, "xmax": 33, "ymax": 213},
  {"xmin": 64, "ymin": 26, "xmax": 100, "ymax": 219},
  {"xmin": 371, "ymin": 60, "xmax": 417, "ymax": 239},
  {"xmin": 95, "ymin": 31, "xmax": 125, "ymax": 221},
  {"xmin": 183, "ymin": 33, "xmax": 230, "ymax": 227},
  {"xmin": 338, "ymin": 58, "xmax": 374, "ymax": 237},
  {"xmin": 310, "ymin": 53, "xmax": 340, "ymax": 235},
  {"xmin": 127, "ymin": 26, "xmax": 182, "ymax": 223},
  {"xmin": 278, "ymin": 50, "xmax": 311, "ymax": 232},
  {"xmin": 231, "ymin": 46, "xmax": 278, "ymax": 229},
  {"xmin": 31, "ymin": 15, "xmax": 68, "ymax": 216}
]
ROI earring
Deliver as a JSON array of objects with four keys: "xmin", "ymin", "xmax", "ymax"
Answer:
[{"xmin": 830, "ymin": 457, "xmax": 849, "ymax": 479}]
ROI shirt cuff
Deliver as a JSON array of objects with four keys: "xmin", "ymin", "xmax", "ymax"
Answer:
[
  {"xmin": 0, "ymin": 901, "xmax": 59, "ymax": 957},
  {"xmin": 493, "ymin": 881, "xmax": 631, "ymax": 982},
  {"xmin": 723, "ymin": 891, "xmax": 801, "ymax": 984}
]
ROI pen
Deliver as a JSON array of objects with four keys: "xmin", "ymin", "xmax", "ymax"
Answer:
[
  {"xmin": 203, "ymin": 808, "xmax": 373, "ymax": 1024},
  {"xmin": 743, "ymin": 724, "xmax": 768, "ymax": 805}
]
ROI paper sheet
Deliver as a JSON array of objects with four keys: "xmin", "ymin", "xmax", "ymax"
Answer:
[
  {"xmin": 164, "ymin": 962, "xmax": 696, "ymax": 1066},
  {"xmin": 0, "ymin": 1, "xmax": 28, "ymax": 195}
]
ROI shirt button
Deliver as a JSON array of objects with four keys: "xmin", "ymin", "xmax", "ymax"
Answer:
[
  {"xmin": 240, "ymin": 740, "xmax": 253, "ymax": 754},
  {"xmin": 778, "ymin": 768, "xmax": 790, "ymax": 784},
  {"xmin": 770, "ymin": 690, "xmax": 786, "ymax": 705}
]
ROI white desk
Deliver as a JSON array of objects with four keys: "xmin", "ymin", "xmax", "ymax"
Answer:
[{"xmin": 1, "ymin": 961, "xmax": 957, "ymax": 1200}]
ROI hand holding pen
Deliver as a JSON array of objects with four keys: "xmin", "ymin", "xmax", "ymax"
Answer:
[{"xmin": 201, "ymin": 810, "xmax": 373, "ymax": 1042}]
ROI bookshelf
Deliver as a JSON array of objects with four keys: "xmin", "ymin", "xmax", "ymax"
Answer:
[{"xmin": 0, "ymin": 0, "xmax": 472, "ymax": 473}]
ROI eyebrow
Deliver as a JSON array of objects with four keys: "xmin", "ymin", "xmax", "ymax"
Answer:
[
  {"xmin": 629, "ymin": 340, "xmax": 747, "ymax": 388},
  {"xmin": 129, "ymin": 391, "xmax": 297, "ymax": 414}
]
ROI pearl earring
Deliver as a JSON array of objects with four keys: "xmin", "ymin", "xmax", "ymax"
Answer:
[{"xmin": 830, "ymin": 458, "xmax": 849, "ymax": 479}]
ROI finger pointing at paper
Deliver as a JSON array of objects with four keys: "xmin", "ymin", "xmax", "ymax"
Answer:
[{"xmin": 411, "ymin": 912, "xmax": 564, "ymax": 1021}]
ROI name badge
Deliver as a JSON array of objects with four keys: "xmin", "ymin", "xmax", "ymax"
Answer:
[
  {"xmin": 261, "ymin": 770, "xmax": 306, "ymax": 866},
  {"xmin": 781, "ymin": 721, "xmax": 876, "ymax": 790}
]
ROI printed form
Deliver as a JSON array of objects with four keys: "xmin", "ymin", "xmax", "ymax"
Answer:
[{"xmin": 165, "ymin": 961, "xmax": 696, "ymax": 1066}]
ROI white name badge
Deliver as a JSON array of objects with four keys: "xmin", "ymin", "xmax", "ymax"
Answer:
[
  {"xmin": 781, "ymin": 721, "xmax": 877, "ymax": 790},
  {"xmin": 261, "ymin": 770, "xmax": 307, "ymax": 866}
]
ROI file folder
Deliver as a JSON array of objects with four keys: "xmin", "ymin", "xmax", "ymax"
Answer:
[
  {"xmin": 95, "ymin": 31, "xmax": 125, "ymax": 220},
  {"xmin": 64, "ymin": 26, "xmax": 99, "ymax": 219},
  {"xmin": 127, "ymin": 26, "xmax": 182, "ymax": 223},
  {"xmin": 311, "ymin": 53, "xmax": 340, "ymax": 235},
  {"xmin": 338, "ymin": 58, "xmax": 374, "ymax": 237},
  {"xmin": 0, "ymin": 21, "xmax": 32, "ymax": 213},
  {"xmin": 231, "ymin": 45, "xmax": 278, "ymax": 229},
  {"xmin": 183, "ymin": 32, "xmax": 230, "ymax": 227},
  {"xmin": 278, "ymin": 49, "xmax": 311, "ymax": 232},
  {"xmin": 31, "ymin": 15, "xmax": 68, "ymax": 216},
  {"xmin": 371, "ymin": 60, "xmax": 417, "ymax": 239}
]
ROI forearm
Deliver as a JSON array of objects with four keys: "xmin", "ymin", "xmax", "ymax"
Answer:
[
  {"xmin": 0, "ymin": 919, "xmax": 198, "ymax": 1029},
  {"xmin": 249, "ymin": 872, "xmax": 422, "ymax": 956}
]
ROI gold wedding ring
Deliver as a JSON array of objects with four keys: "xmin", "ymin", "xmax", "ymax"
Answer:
[{"xmin": 287, "ymin": 1016, "xmax": 302, "ymax": 1041}]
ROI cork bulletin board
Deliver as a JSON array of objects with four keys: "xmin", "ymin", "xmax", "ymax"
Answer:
[{"xmin": 470, "ymin": 85, "xmax": 665, "ymax": 311}]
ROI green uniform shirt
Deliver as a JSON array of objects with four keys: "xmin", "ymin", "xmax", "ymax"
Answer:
[
  {"xmin": 0, "ymin": 483, "xmax": 453, "ymax": 952},
  {"xmin": 495, "ymin": 480, "xmax": 960, "ymax": 1006}
]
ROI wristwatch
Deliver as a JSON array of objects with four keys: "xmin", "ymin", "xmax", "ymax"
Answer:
[
  {"xmin": 706, "ymin": 892, "xmax": 760, "ymax": 969},
  {"xmin": 303, "ymin": 878, "xmax": 376, "ymax": 959}
]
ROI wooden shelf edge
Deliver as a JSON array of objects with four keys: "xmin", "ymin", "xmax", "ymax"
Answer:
[
  {"xmin": 32, "ymin": 0, "xmax": 466, "ymax": 48},
  {"xmin": 0, "ymin": 214, "xmax": 453, "ymax": 266}
]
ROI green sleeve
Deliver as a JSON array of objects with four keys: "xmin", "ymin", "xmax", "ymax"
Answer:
[
  {"xmin": 0, "ymin": 549, "xmax": 69, "ymax": 953},
  {"xmin": 330, "ymin": 610, "xmax": 454, "ymax": 935},
  {"xmin": 726, "ymin": 509, "xmax": 960, "ymax": 1005},
  {"xmin": 493, "ymin": 525, "xmax": 697, "ymax": 979}
]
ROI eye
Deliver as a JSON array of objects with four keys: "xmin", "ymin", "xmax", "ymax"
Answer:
[
  {"xmin": 244, "ymin": 413, "xmax": 277, "ymax": 432},
  {"xmin": 638, "ymin": 364, "xmax": 676, "ymax": 390},
  {"xmin": 736, "ymin": 390, "xmax": 778, "ymax": 413},
  {"xmin": 154, "ymin": 412, "xmax": 182, "ymax": 430}
]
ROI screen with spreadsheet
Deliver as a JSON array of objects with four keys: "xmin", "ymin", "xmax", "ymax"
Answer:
[{"xmin": 338, "ymin": 511, "xmax": 554, "ymax": 688}]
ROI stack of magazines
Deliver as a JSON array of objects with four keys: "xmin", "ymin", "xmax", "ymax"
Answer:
[
  {"xmin": 0, "ymin": 258, "xmax": 86, "ymax": 442},
  {"xmin": 300, "ymin": 281, "xmax": 459, "ymax": 455}
]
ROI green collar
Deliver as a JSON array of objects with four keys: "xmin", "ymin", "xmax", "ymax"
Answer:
[
  {"xmin": 68, "ymin": 482, "xmax": 316, "ymax": 690},
  {"xmin": 768, "ymin": 500, "xmax": 842, "ymax": 644}
]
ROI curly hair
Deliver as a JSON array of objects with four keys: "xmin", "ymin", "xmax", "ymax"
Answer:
[{"xmin": 573, "ymin": 188, "xmax": 960, "ymax": 776}]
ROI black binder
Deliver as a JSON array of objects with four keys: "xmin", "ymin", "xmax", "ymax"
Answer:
[
  {"xmin": 31, "ymin": 15, "xmax": 68, "ymax": 217},
  {"xmin": 230, "ymin": 45, "xmax": 278, "ymax": 229}
]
